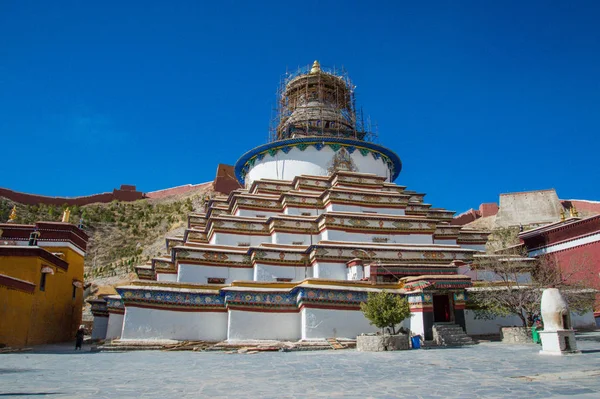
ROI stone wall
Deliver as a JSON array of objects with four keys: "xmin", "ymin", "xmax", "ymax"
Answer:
[
  {"xmin": 500, "ymin": 327, "xmax": 533, "ymax": 344},
  {"xmin": 357, "ymin": 334, "xmax": 410, "ymax": 351}
]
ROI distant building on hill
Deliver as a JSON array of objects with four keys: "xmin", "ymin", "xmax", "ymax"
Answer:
[
  {"xmin": 452, "ymin": 188, "xmax": 600, "ymax": 229},
  {"xmin": 0, "ymin": 218, "xmax": 89, "ymax": 347}
]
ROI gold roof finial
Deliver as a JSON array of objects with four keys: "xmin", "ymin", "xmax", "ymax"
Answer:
[
  {"xmin": 310, "ymin": 60, "xmax": 321, "ymax": 74},
  {"xmin": 560, "ymin": 208, "xmax": 566, "ymax": 221},
  {"xmin": 7, "ymin": 206, "xmax": 17, "ymax": 223},
  {"xmin": 62, "ymin": 208, "xmax": 71, "ymax": 223},
  {"xmin": 569, "ymin": 205, "xmax": 579, "ymax": 218}
]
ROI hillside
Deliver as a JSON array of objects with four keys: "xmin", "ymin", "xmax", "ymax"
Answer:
[{"xmin": 0, "ymin": 183, "xmax": 215, "ymax": 285}]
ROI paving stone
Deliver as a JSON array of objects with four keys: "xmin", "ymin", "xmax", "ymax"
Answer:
[{"xmin": 1, "ymin": 341, "xmax": 600, "ymax": 398}]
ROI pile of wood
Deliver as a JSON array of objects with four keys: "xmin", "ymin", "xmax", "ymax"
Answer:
[{"xmin": 162, "ymin": 341, "xmax": 212, "ymax": 351}]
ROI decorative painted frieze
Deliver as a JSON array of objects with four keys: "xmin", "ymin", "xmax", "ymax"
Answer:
[
  {"xmin": 88, "ymin": 298, "xmax": 109, "ymax": 317},
  {"xmin": 297, "ymin": 287, "xmax": 368, "ymax": 310},
  {"xmin": 106, "ymin": 296, "xmax": 125, "ymax": 314},
  {"xmin": 319, "ymin": 215, "xmax": 438, "ymax": 233},
  {"xmin": 434, "ymin": 226, "xmax": 462, "ymax": 238},
  {"xmin": 457, "ymin": 231, "xmax": 491, "ymax": 244},
  {"xmin": 135, "ymin": 265, "xmax": 156, "ymax": 280},
  {"xmin": 153, "ymin": 259, "xmax": 176, "ymax": 273},
  {"xmin": 224, "ymin": 290, "xmax": 297, "ymax": 311},
  {"xmin": 426, "ymin": 209, "xmax": 455, "ymax": 221},
  {"xmin": 311, "ymin": 245, "xmax": 476, "ymax": 264},
  {"xmin": 174, "ymin": 247, "xmax": 250, "ymax": 267},
  {"xmin": 323, "ymin": 190, "xmax": 409, "ymax": 208},
  {"xmin": 269, "ymin": 218, "xmax": 318, "ymax": 234},
  {"xmin": 117, "ymin": 286, "xmax": 226, "ymax": 311}
]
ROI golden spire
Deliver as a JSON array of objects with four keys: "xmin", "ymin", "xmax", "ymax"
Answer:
[
  {"xmin": 7, "ymin": 206, "xmax": 17, "ymax": 223},
  {"xmin": 62, "ymin": 208, "xmax": 71, "ymax": 223},
  {"xmin": 310, "ymin": 60, "xmax": 321, "ymax": 74},
  {"xmin": 560, "ymin": 208, "xmax": 566, "ymax": 221},
  {"xmin": 569, "ymin": 205, "xmax": 579, "ymax": 218}
]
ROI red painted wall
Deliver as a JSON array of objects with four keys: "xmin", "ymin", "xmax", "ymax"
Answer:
[{"xmin": 0, "ymin": 185, "xmax": 145, "ymax": 206}]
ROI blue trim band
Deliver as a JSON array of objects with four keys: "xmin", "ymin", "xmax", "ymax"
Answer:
[{"xmin": 234, "ymin": 137, "xmax": 402, "ymax": 184}]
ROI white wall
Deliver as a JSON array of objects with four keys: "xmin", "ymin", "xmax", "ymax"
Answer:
[
  {"xmin": 284, "ymin": 207, "xmax": 321, "ymax": 216},
  {"xmin": 460, "ymin": 243, "xmax": 486, "ymax": 252},
  {"xmin": 210, "ymin": 232, "xmax": 271, "ymax": 246},
  {"xmin": 323, "ymin": 229, "xmax": 433, "ymax": 245},
  {"xmin": 570, "ymin": 311, "xmax": 597, "ymax": 329},
  {"xmin": 253, "ymin": 263, "xmax": 311, "ymax": 281},
  {"xmin": 409, "ymin": 312, "xmax": 424, "ymax": 337},
  {"xmin": 178, "ymin": 263, "xmax": 253, "ymax": 284},
  {"xmin": 460, "ymin": 266, "xmax": 532, "ymax": 284},
  {"xmin": 235, "ymin": 209, "xmax": 280, "ymax": 218},
  {"xmin": 313, "ymin": 262, "xmax": 347, "ymax": 280},
  {"xmin": 91, "ymin": 315, "xmax": 108, "ymax": 340},
  {"xmin": 434, "ymin": 238, "xmax": 457, "ymax": 245},
  {"xmin": 246, "ymin": 146, "xmax": 392, "ymax": 186},
  {"xmin": 464, "ymin": 310, "xmax": 596, "ymax": 335},
  {"xmin": 227, "ymin": 310, "xmax": 300, "ymax": 341},
  {"xmin": 301, "ymin": 308, "xmax": 379, "ymax": 340},
  {"xmin": 272, "ymin": 232, "xmax": 319, "ymax": 245},
  {"xmin": 106, "ymin": 313, "xmax": 124, "ymax": 340},
  {"xmin": 157, "ymin": 273, "xmax": 177, "ymax": 282},
  {"xmin": 121, "ymin": 306, "xmax": 228, "ymax": 341},
  {"xmin": 347, "ymin": 265, "xmax": 364, "ymax": 280}
]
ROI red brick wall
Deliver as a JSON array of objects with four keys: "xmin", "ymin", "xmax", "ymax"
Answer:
[{"xmin": 479, "ymin": 203, "xmax": 499, "ymax": 217}]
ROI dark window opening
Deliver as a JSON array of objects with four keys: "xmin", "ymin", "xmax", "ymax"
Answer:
[
  {"xmin": 276, "ymin": 278, "xmax": 293, "ymax": 282},
  {"xmin": 40, "ymin": 273, "xmax": 47, "ymax": 291},
  {"xmin": 207, "ymin": 277, "xmax": 226, "ymax": 284},
  {"xmin": 72, "ymin": 285, "xmax": 77, "ymax": 299}
]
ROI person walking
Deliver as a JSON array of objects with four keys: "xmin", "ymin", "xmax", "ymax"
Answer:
[{"xmin": 75, "ymin": 325, "xmax": 85, "ymax": 350}]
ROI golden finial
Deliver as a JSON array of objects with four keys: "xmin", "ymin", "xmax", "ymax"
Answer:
[
  {"xmin": 7, "ymin": 206, "xmax": 17, "ymax": 223},
  {"xmin": 569, "ymin": 205, "xmax": 579, "ymax": 218},
  {"xmin": 560, "ymin": 208, "xmax": 566, "ymax": 221},
  {"xmin": 62, "ymin": 208, "xmax": 71, "ymax": 223},
  {"xmin": 310, "ymin": 60, "xmax": 321, "ymax": 74}
]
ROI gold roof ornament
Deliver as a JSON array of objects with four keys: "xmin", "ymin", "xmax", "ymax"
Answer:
[
  {"xmin": 7, "ymin": 206, "xmax": 17, "ymax": 223},
  {"xmin": 569, "ymin": 205, "xmax": 579, "ymax": 218},
  {"xmin": 560, "ymin": 208, "xmax": 566, "ymax": 221},
  {"xmin": 62, "ymin": 208, "xmax": 71, "ymax": 223},
  {"xmin": 310, "ymin": 60, "xmax": 321, "ymax": 74}
]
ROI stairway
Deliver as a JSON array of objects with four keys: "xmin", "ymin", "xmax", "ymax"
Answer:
[
  {"xmin": 432, "ymin": 323, "xmax": 475, "ymax": 346},
  {"xmin": 326, "ymin": 337, "xmax": 345, "ymax": 350}
]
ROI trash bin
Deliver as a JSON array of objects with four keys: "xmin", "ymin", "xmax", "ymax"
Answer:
[
  {"xmin": 531, "ymin": 327, "xmax": 541, "ymax": 344},
  {"xmin": 411, "ymin": 335, "xmax": 421, "ymax": 349}
]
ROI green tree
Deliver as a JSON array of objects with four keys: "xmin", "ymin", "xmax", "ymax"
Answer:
[{"xmin": 360, "ymin": 291, "xmax": 411, "ymax": 335}]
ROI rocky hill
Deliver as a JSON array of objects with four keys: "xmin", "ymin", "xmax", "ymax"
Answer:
[{"xmin": 0, "ymin": 183, "xmax": 215, "ymax": 286}]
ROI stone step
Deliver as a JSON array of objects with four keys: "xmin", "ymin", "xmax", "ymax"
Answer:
[{"xmin": 432, "ymin": 324, "xmax": 475, "ymax": 347}]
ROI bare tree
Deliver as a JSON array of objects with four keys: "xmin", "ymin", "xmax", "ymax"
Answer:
[{"xmin": 467, "ymin": 249, "xmax": 596, "ymax": 327}]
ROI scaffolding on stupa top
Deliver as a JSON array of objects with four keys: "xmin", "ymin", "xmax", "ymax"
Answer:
[{"xmin": 268, "ymin": 61, "xmax": 378, "ymax": 143}]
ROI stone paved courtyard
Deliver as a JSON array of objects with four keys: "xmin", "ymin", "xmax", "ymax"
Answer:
[{"xmin": 2, "ymin": 339, "xmax": 600, "ymax": 399}]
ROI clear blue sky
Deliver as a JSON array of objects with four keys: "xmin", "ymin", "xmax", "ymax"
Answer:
[{"xmin": 1, "ymin": 1, "xmax": 599, "ymax": 213}]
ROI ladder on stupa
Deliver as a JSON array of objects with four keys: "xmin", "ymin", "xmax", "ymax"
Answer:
[{"xmin": 326, "ymin": 338, "xmax": 345, "ymax": 350}]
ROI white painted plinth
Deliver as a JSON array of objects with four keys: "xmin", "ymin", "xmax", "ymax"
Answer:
[
  {"xmin": 301, "ymin": 308, "xmax": 379, "ymax": 340},
  {"xmin": 106, "ymin": 313, "xmax": 124, "ymax": 340},
  {"xmin": 121, "ymin": 307, "xmax": 228, "ymax": 341},
  {"xmin": 227, "ymin": 310, "xmax": 300, "ymax": 341},
  {"xmin": 91, "ymin": 315, "xmax": 108, "ymax": 340},
  {"xmin": 539, "ymin": 330, "xmax": 580, "ymax": 356}
]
